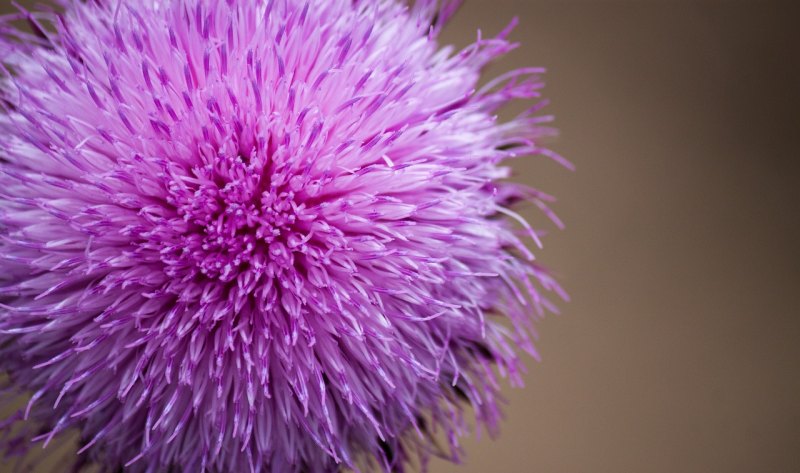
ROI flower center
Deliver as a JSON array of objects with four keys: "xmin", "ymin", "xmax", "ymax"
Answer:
[{"xmin": 158, "ymin": 151, "xmax": 310, "ymax": 283}]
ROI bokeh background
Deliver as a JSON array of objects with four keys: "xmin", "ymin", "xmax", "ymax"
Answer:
[{"xmin": 2, "ymin": 1, "xmax": 799, "ymax": 472}]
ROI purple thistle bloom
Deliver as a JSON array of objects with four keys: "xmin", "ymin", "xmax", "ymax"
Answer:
[{"xmin": 0, "ymin": 0, "xmax": 567, "ymax": 471}]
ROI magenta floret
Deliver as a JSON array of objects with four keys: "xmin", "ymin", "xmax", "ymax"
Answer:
[{"xmin": 0, "ymin": 1, "xmax": 566, "ymax": 471}]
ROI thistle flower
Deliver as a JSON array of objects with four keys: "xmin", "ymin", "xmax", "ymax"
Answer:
[{"xmin": 0, "ymin": 1, "xmax": 567, "ymax": 471}]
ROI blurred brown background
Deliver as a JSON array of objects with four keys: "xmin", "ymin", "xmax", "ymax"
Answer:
[{"xmin": 3, "ymin": 0, "xmax": 800, "ymax": 472}]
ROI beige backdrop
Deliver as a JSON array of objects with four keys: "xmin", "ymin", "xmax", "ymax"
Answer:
[{"xmin": 1, "ymin": 1, "xmax": 799, "ymax": 472}]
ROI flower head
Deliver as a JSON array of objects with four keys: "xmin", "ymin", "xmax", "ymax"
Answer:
[{"xmin": 0, "ymin": 0, "xmax": 566, "ymax": 471}]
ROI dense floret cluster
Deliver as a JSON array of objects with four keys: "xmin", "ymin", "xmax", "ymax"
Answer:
[{"xmin": 0, "ymin": 1, "xmax": 565, "ymax": 471}]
